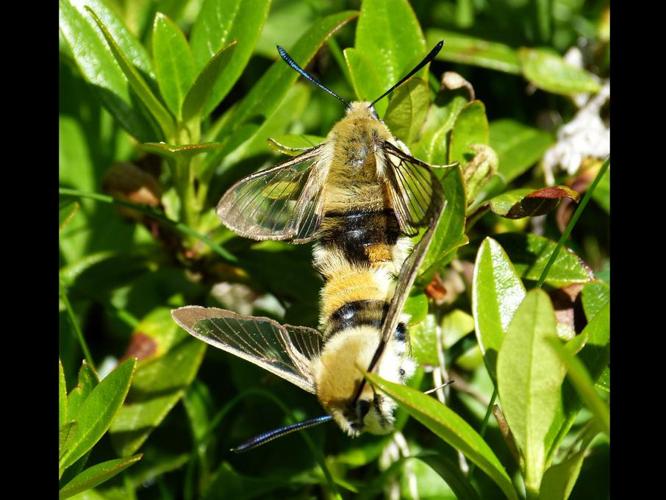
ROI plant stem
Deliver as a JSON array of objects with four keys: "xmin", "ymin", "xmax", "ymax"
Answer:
[
  {"xmin": 58, "ymin": 188, "xmax": 236, "ymax": 263},
  {"xmin": 59, "ymin": 277, "xmax": 97, "ymax": 376},
  {"xmin": 536, "ymin": 157, "xmax": 609, "ymax": 288}
]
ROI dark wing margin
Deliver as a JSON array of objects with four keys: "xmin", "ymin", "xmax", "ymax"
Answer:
[
  {"xmin": 171, "ymin": 306, "xmax": 325, "ymax": 394},
  {"xmin": 216, "ymin": 145, "xmax": 328, "ymax": 243},
  {"xmin": 382, "ymin": 141, "xmax": 443, "ymax": 236}
]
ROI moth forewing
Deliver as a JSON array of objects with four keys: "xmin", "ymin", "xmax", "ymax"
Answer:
[{"xmin": 215, "ymin": 145, "xmax": 327, "ymax": 242}]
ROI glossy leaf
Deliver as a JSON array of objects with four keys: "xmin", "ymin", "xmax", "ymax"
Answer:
[
  {"xmin": 59, "ymin": 454, "xmax": 142, "ymax": 499},
  {"xmin": 59, "ymin": 358, "xmax": 136, "ymax": 471},
  {"xmin": 497, "ymin": 289, "xmax": 566, "ymax": 494},
  {"xmin": 86, "ymin": 8, "xmax": 175, "ymax": 140},
  {"xmin": 581, "ymin": 281, "xmax": 610, "ymax": 321},
  {"xmin": 60, "ymin": 422, "xmax": 78, "ymax": 459},
  {"xmin": 421, "ymin": 165, "xmax": 467, "ymax": 278},
  {"xmin": 489, "ymin": 119, "xmax": 554, "ymax": 184},
  {"xmin": 152, "ymin": 13, "xmax": 195, "ymax": 119},
  {"xmin": 60, "ymin": 360, "xmax": 68, "ymax": 428},
  {"xmin": 549, "ymin": 339, "xmax": 610, "ymax": 436},
  {"xmin": 190, "ymin": 0, "xmax": 272, "ymax": 116},
  {"xmin": 384, "ymin": 78, "xmax": 431, "ymax": 145},
  {"xmin": 449, "ymin": 100, "xmax": 489, "ymax": 165},
  {"xmin": 67, "ymin": 361, "xmax": 98, "ymax": 421},
  {"xmin": 59, "ymin": 0, "xmax": 156, "ymax": 140},
  {"xmin": 205, "ymin": 10, "xmax": 357, "ymax": 171},
  {"xmin": 110, "ymin": 339, "xmax": 206, "ymax": 456},
  {"xmin": 345, "ymin": 0, "xmax": 426, "ymax": 117},
  {"xmin": 489, "ymin": 186, "xmax": 579, "ymax": 219},
  {"xmin": 367, "ymin": 373, "xmax": 518, "ymax": 500},
  {"xmin": 426, "ymin": 29, "xmax": 521, "ymax": 74},
  {"xmin": 442, "ymin": 309, "xmax": 474, "ymax": 348},
  {"xmin": 404, "ymin": 293, "xmax": 429, "ymax": 326},
  {"xmin": 519, "ymin": 48, "xmax": 601, "ymax": 96},
  {"xmin": 410, "ymin": 314, "xmax": 439, "ymax": 366},
  {"xmin": 472, "ymin": 237, "xmax": 526, "ymax": 378},
  {"xmin": 493, "ymin": 233, "xmax": 594, "ymax": 287}
]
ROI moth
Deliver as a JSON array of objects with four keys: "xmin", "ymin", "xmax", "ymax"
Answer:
[{"xmin": 173, "ymin": 40, "xmax": 447, "ymax": 452}]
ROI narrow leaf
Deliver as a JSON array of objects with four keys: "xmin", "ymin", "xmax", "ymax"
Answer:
[
  {"xmin": 86, "ymin": 7, "xmax": 175, "ymax": 140},
  {"xmin": 59, "ymin": 200, "xmax": 80, "ymax": 232},
  {"xmin": 152, "ymin": 12, "xmax": 195, "ymax": 119},
  {"xmin": 489, "ymin": 186, "xmax": 579, "ymax": 219},
  {"xmin": 418, "ymin": 454, "xmax": 481, "ymax": 500},
  {"xmin": 59, "ymin": 358, "xmax": 136, "ymax": 471},
  {"xmin": 67, "ymin": 361, "xmax": 99, "ymax": 421},
  {"xmin": 60, "ymin": 360, "xmax": 68, "ymax": 428},
  {"xmin": 366, "ymin": 373, "xmax": 518, "ymax": 500},
  {"xmin": 472, "ymin": 237, "xmax": 526, "ymax": 378},
  {"xmin": 190, "ymin": 0, "xmax": 272, "ymax": 116},
  {"xmin": 426, "ymin": 29, "xmax": 521, "ymax": 74},
  {"xmin": 497, "ymin": 289, "xmax": 566, "ymax": 493},
  {"xmin": 449, "ymin": 100, "xmax": 489, "ymax": 165},
  {"xmin": 539, "ymin": 432, "xmax": 599, "ymax": 500},
  {"xmin": 59, "ymin": 454, "xmax": 142, "ymax": 499},
  {"xmin": 519, "ymin": 48, "xmax": 601, "ymax": 96}
]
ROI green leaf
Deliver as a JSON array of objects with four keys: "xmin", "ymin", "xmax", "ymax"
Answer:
[
  {"xmin": 59, "ymin": 358, "xmax": 137, "ymax": 472},
  {"xmin": 151, "ymin": 12, "xmax": 195, "ymax": 120},
  {"xmin": 581, "ymin": 281, "xmax": 610, "ymax": 321},
  {"xmin": 86, "ymin": 7, "xmax": 175, "ymax": 140},
  {"xmin": 60, "ymin": 200, "xmax": 80, "ymax": 232},
  {"xmin": 60, "ymin": 360, "xmax": 68, "ymax": 428},
  {"xmin": 366, "ymin": 373, "xmax": 518, "ymax": 500},
  {"xmin": 489, "ymin": 119, "xmax": 554, "ymax": 184},
  {"xmin": 413, "ymin": 89, "xmax": 469, "ymax": 165},
  {"xmin": 442, "ymin": 309, "xmax": 475, "ymax": 348},
  {"xmin": 519, "ymin": 48, "xmax": 601, "ymax": 96},
  {"xmin": 59, "ymin": 454, "xmax": 142, "ymax": 499},
  {"xmin": 384, "ymin": 78, "xmax": 431, "ymax": 145},
  {"xmin": 345, "ymin": 0, "xmax": 426, "ymax": 117},
  {"xmin": 449, "ymin": 100, "xmax": 489, "ymax": 165},
  {"xmin": 426, "ymin": 29, "xmax": 521, "ymax": 74},
  {"xmin": 202, "ymin": 462, "xmax": 287, "ymax": 500},
  {"xmin": 139, "ymin": 142, "xmax": 226, "ymax": 161},
  {"xmin": 493, "ymin": 233, "xmax": 594, "ymax": 287},
  {"xmin": 548, "ymin": 339, "xmax": 610, "ymax": 436},
  {"xmin": 110, "ymin": 339, "xmax": 206, "ymax": 456},
  {"xmin": 417, "ymin": 454, "xmax": 481, "ymax": 500},
  {"xmin": 59, "ymin": 0, "xmax": 156, "ymax": 140},
  {"xmin": 420, "ymin": 165, "xmax": 467, "ymax": 277},
  {"xmin": 60, "ymin": 421, "xmax": 78, "ymax": 459},
  {"xmin": 67, "ymin": 361, "xmax": 98, "ymax": 421},
  {"xmin": 410, "ymin": 314, "xmax": 439, "ymax": 366},
  {"xmin": 267, "ymin": 134, "xmax": 325, "ymax": 156},
  {"xmin": 181, "ymin": 41, "xmax": 237, "ymax": 136},
  {"xmin": 497, "ymin": 289, "xmax": 566, "ymax": 494},
  {"xmin": 190, "ymin": 0, "xmax": 272, "ymax": 117},
  {"xmin": 488, "ymin": 186, "xmax": 579, "ymax": 219},
  {"xmin": 472, "ymin": 237, "xmax": 526, "ymax": 378},
  {"xmin": 403, "ymin": 293, "xmax": 429, "ymax": 326},
  {"xmin": 539, "ymin": 430, "xmax": 599, "ymax": 500}
]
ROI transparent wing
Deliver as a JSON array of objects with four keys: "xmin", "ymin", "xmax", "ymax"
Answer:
[
  {"xmin": 172, "ymin": 306, "xmax": 325, "ymax": 394},
  {"xmin": 216, "ymin": 145, "xmax": 329, "ymax": 243},
  {"xmin": 382, "ymin": 141, "xmax": 443, "ymax": 236}
]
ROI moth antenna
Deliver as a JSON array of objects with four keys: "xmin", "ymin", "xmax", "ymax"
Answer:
[
  {"xmin": 424, "ymin": 379, "xmax": 454, "ymax": 395},
  {"xmin": 369, "ymin": 40, "xmax": 444, "ymax": 108},
  {"xmin": 230, "ymin": 414, "xmax": 334, "ymax": 453},
  {"xmin": 277, "ymin": 45, "xmax": 349, "ymax": 106}
]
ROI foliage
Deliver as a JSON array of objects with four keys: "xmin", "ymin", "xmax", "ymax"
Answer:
[{"xmin": 59, "ymin": 0, "xmax": 609, "ymax": 498}]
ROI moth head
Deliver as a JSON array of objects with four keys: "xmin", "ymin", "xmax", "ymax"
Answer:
[
  {"xmin": 345, "ymin": 101, "xmax": 379, "ymax": 120},
  {"xmin": 312, "ymin": 326, "xmax": 408, "ymax": 436}
]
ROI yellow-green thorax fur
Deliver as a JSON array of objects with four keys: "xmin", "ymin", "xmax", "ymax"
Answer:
[{"xmin": 310, "ymin": 102, "xmax": 415, "ymax": 436}]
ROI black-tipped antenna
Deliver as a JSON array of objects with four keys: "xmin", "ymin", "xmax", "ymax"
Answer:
[
  {"xmin": 230, "ymin": 414, "xmax": 334, "ymax": 453},
  {"xmin": 369, "ymin": 40, "xmax": 444, "ymax": 108},
  {"xmin": 277, "ymin": 45, "xmax": 348, "ymax": 106}
]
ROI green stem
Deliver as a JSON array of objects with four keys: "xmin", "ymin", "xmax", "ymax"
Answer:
[
  {"xmin": 467, "ymin": 387, "xmax": 498, "ymax": 480},
  {"xmin": 58, "ymin": 188, "xmax": 236, "ymax": 263},
  {"xmin": 59, "ymin": 277, "xmax": 97, "ymax": 376},
  {"xmin": 536, "ymin": 157, "xmax": 609, "ymax": 288}
]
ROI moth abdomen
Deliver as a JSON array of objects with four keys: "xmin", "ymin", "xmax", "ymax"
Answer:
[{"xmin": 325, "ymin": 299, "xmax": 388, "ymax": 338}]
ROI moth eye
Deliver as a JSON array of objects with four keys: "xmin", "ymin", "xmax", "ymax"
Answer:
[{"xmin": 357, "ymin": 399, "xmax": 371, "ymax": 419}]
